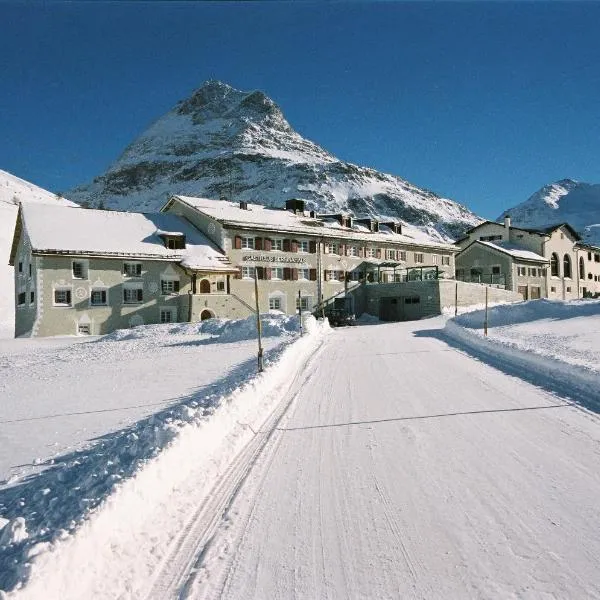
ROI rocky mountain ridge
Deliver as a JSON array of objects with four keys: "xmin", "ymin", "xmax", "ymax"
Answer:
[
  {"xmin": 499, "ymin": 179, "xmax": 600, "ymax": 246},
  {"xmin": 68, "ymin": 81, "xmax": 482, "ymax": 242}
]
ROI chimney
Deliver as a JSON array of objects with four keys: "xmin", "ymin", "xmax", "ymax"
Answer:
[
  {"xmin": 239, "ymin": 201, "xmax": 248, "ymax": 210},
  {"xmin": 504, "ymin": 215, "xmax": 511, "ymax": 240}
]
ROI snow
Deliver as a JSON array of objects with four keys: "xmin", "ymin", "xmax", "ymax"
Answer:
[
  {"xmin": 0, "ymin": 314, "xmax": 326, "ymax": 595},
  {"xmin": 21, "ymin": 203, "xmax": 231, "ymax": 270},
  {"xmin": 174, "ymin": 195, "xmax": 455, "ymax": 249},
  {"xmin": 477, "ymin": 239, "xmax": 548, "ymax": 262},
  {"xmin": 3, "ymin": 300, "xmax": 600, "ymax": 597}
]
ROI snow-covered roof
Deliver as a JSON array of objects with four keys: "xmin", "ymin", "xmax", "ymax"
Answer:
[
  {"xmin": 473, "ymin": 240, "xmax": 548, "ymax": 263},
  {"xmin": 169, "ymin": 195, "xmax": 455, "ymax": 250},
  {"xmin": 19, "ymin": 203, "xmax": 235, "ymax": 272}
]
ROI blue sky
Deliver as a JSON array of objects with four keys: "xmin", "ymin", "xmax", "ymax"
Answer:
[{"xmin": 1, "ymin": 1, "xmax": 599, "ymax": 219}]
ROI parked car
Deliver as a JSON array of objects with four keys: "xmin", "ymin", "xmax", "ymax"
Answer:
[{"xmin": 325, "ymin": 308, "xmax": 356, "ymax": 327}]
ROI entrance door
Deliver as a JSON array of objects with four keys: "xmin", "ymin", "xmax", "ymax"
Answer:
[
  {"xmin": 200, "ymin": 279, "xmax": 211, "ymax": 294},
  {"xmin": 518, "ymin": 285, "xmax": 528, "ymax": 300},
  {"xmin": 530, "ymin": 286, "xmax": 541, "ymax": 300},
  {"xmin": 379, "ymin": 297, "xmax": 403, "ymax": 321}
]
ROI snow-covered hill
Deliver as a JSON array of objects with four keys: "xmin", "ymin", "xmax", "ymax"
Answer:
[
  {"xmin": 0, "ymin": 170, "xmax": 77, "ymax": 337},
  {"xmin": 68, "ymin": 81, "xmax": 482, "ymax": 242},
  {"xmin": 498, "ymin": 179, "xmax": 600, "ymax": 246}
]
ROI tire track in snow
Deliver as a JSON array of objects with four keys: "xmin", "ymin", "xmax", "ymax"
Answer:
[{"xmin": 144, "ymin": 337, "xmax": 327, "ymax": 600}]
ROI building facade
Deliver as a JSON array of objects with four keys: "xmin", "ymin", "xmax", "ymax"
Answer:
[{"xmin": 456, "ymin": 217, "xmax": 582, "ymax": 300}]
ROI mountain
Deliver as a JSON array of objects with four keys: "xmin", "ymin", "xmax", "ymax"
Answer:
[
  {"xmin": 499, "ymin": 179, "xmax": 600, "ymax": 246},
  {"xmin": 0, "ymin": 170, "xmax": 77, "ymax": 336},
  {"xmin": 68, "ymin": 81, "xmax": 481, "ymax": 242}
]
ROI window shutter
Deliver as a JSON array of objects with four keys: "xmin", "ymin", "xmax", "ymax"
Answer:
[
  {"xmin": 66, "ymin": 290, "xmax": 72, "ymax": 304},
  {"xmin": 309, "ymin": 241, "xmax": 317, "ymax": 254},
  {"xmin": 309, "ymin": 269, "xmax": 317, "ymax": 281},
  {"xmin": 283, "ymin": 267, "xmax": 291, "ymax": 280},
  {"xmin": 257, "ymin": 267, "xmax": 265, "ymax": 280},
  {"xmin": 291, "ymin": 240, "xmax": 298, "ymax": 253},
  {"xmin": 174, "ymin": 280, "xmax": 180, "ymax": 292},
  {"xmin": 234, "ymin": 236, "xmax": 242, "ymax": 250},
  {"xmin": 292, "ymin": 268, "xmax": 298, "ymax": 281},
  {"xmin": 266, "ymin": 267, "xmax": 272, "ymax": 280},
  {"xmin": 341, "ymin": 244, "xmax": 346, "ymax": 256},
  {"xmin": 264, "ymin": 238, "xmax": 272, "ymax": 251},
  {"xmin": 255, "ymin": 237, "xmax": 263, "ymax": 250},
  {"xmin": 137, "ymin": 289, "xmax": 143, "ymax": 302},
  {"xmin": 283, "ymin": 239, "xmax": 291, "ymax": 252},
  {"xmin": 376, "ymin": 248, "xmax": 382, "ymax": 259},
  {"xmin": 123, "ymin": 289, "xmax": 127, "ymax": 301},
  {"xmin": 101, "ymin": 290, "xmax": 107, "ymax": 304}
]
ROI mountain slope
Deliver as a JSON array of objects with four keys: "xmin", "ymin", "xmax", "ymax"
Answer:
[
  {"xmin": 68, "ymin": 81, "xmax": 481, "ymax": 242},
  {"xmin": 0, "ymin": 170, "xmax": 77, "ymax": 336},
  {"xmin": 499, "ymin": 179, "xmax": 600, "ymax": 246}
]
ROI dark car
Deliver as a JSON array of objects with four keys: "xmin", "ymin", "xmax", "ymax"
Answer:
[{"xmin": 325, "ymin": 308, "xmax": 356, "ymax": 327}]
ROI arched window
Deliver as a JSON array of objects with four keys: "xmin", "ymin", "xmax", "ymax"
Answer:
[
  {"xmin": 199, "ymin": 279, "xmax": 211, "ymax": 294},
  {"xmin": 563, "ymin": 254, "xmax": 572, "ymax": 279},
  {"xmin": 580, "ymin": 256, "xmax": 585, "ymax": 279},
  {"xmin": 550, "ymin": 253, "xmax": 560, "ymax": 277},
  {"xmin": 200, "ymin": 309, "xmax": 214, "ymax": 321}
]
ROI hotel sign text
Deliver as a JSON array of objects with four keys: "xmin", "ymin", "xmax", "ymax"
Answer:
[{"xmin": 241, "ymin": 254, "xmax": 308, "ymax": 265}]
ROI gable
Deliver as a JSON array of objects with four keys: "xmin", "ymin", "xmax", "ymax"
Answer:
[{"xmin": 8, "ymin": 206, "xmax": 24, "ymax": 266}]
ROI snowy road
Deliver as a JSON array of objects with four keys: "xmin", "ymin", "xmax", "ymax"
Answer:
[{"xmin": 184, "ymin": 318, "xmax": 600, "ymax": 599}]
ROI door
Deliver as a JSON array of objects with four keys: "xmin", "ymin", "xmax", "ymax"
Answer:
[
  {"xmin": 518, "ymin": 285, "xmax": 528, "ymax": 300},
  {"xmin": 530, "ymin": 286, "xmax": 541, "ymax": 300},
  {"xmin": 199, "ymin": 279, "xmax": 211, "ymax": 294}
]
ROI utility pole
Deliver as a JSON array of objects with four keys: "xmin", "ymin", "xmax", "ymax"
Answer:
[
  {"xmin": 484, "ymin": 285, "xmax": 489, "ymax": 336},
  {"xmin": 298, "ymin": 290, "xmax": 303, "ymax": 336},
  {"xmin": 254, "ymin": 269, "xmax": 264, "ymax": 372}
]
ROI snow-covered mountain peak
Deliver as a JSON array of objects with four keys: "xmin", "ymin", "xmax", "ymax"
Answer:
[
  {"xmin": 68, "ymin": 82, "xmax": 482, "ymax": 241},
  {"xmin": 499, "ymin": 178, "xmax": 600, "ymax": 245}
]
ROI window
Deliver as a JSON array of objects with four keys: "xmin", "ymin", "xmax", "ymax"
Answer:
[
  {"xmin": 366, "ymin": 247, "xmax": 376, "ymax": 259},
  {"xmin": 123, "ymin": 262, "xmax": 142, "ymax": 277},
  {"xmin": 588, "ymin": 252, "xmax": 592, "ymax": 261},
  {"xmin": 580, "ymin": 257, "xmax": 585, "ymax": 279},
  {"xmin": 271, "ymin": 239, "xmax": 283, "ymax": 251},
  {"xmin": 160, "ymin": 308, "xmax": 176, "ymax": 323},
  {"xmin": 326, "ymin": 270, "xmax": 344, "ymax": 282},
  {"xmin": 29, "ymin": 263, "xmax": 32, "ymax": 277},
  {"xmin": 18, "ymin": 261, "xmax": 23, "ymax": 273},
  {"xmin": 480, "ymin": 235, "xmax": 502, "ymax": 242},
  {"xmin": 123, "ymin": 287, "xmax": 143, "ymax": 304},
  {"xmin": 298, "ymin": 268, "xmax": 309, "ymax": 280},
  {"xmin": 30, "ymin": 291, "xmax": 35, "ymax": 304},
  {"xmin": 441, "ymin": 256, "xmax": 450, "ymax": 266},
  {"xmin": 241, "ymin": 266, "xmax": 256, "ymax": 279},
  {"xmin": 566, "ymin": 286, "xmax": 572, "ymax": 293},
  {"xmin": 385, "ymin": 249, "xmax": 396, "ymax": 260},
  {"xmin": 164, "ymin": 236, "xmax": 185, "ymax": 250},
  {"xmin": 595, "ymin": 254, "xmax": 600, "ymax": 263},
  {"xmin": 298, "ymin": 240, "xmax": 309, "ymax": 253},
  {"xmin": 517, "ymin": 267, "xmax": 527, "ymax": 276},
  {"xmin": 431, "ymin": 254, "xmax": 438, "ymax": 265},
  {"xmin": 404, "ymin": 296, "xmax": 420, "ymax": 304},
  {"xmin": 414, "ymin": 253, "xmax": 424, "ymax": 264},
  {"xmin": 241, "ymin": 237, "xmax": 255, "ymax": 249},
  {"xmin": 563, "ymin": 254, "xmax": 572, "ymax": 279},
  {"xmin": 296, "ymin": 296, "xmax": 311, "ymax": 311},
  {"xmin": 270, "ymin": 267, "xmax": 284, "ymax": 280},
  {"xmin": 398, "ymin": 251, "xmax": 407, "ymax": 261},
  {"xmin": 17, "ymin": 292, "xmax": 26, "ymax": 306},
  {"xmin": 269, "ymin": 297, "xmax": 282, "ymax": 310},
  {"xmin": 492, "ymin": 266, "xmax": 501, "ymax": 275},
  {"xmin": 72, "ymin": 261, "xmax": 87, "ymax": 279},
  {"xmin": 54, "ymin": 289, "xmax": 72, "ymax": 306},
  {"xmin": 216, "ymin": 280, "xmax": 225, "ymax": 291},
  {"xmin": 347, "ymin": 246, "xmax": 359, "ymax": 257},
  {"xmin": 550, "ymin": 253, "xmax": 560, "ymax": 277},
  {"xmin": 589, "ymin": 273, "xmax": 593, "ymax": 280},
  {"xmin": 551, "ymin": 286, "xmax": 556, "ymax": 293},
  {"xmin": 326, "ymin": 242, "xmax": 339, "ymax": 255},
  {"xmin": 161, "ymin": 279, "xmax": 180, "ymax": 294},
  {"xmin": 90, "ymin": 289, "xmax": 108, "ymax": 306}
]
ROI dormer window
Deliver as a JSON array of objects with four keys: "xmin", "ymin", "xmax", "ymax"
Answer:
[{"xmin": 164, "ymin": 235, "xmax": 185, "ymax": 249}]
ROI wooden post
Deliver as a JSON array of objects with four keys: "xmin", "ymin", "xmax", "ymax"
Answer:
[
  {"xmin": 298, "ymin": 289, "xmax": 303, "ymax": 336},
  {"xmin": 484, "ymin": 285, "xmax": 489, "ymax": 336},
  {"xmin": 455, "ymin": 281, "xmax": 458, "ymax": 317},
  {"xmin": 254, "ymin": 269, "xmax": 264, "ymax": 372}
]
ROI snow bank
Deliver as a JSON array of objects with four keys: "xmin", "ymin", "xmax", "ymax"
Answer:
[
  {"xmin": 0, "ymin": 315, "xmax": 329, "ymax": 597},
  {"xmin": 444, "ymin": 299, "xmax": 600, "ymax": 409},
  {"xmin": 101, "ymin": 313, "xmax": 300, "ymax": 344}
]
